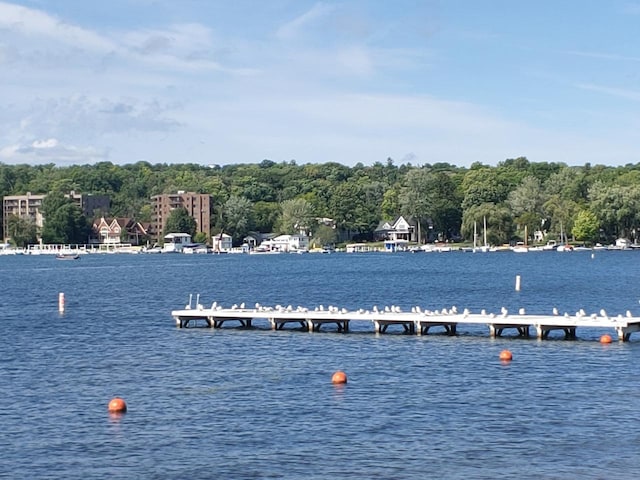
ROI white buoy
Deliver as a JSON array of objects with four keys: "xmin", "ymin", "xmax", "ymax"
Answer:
[
  {"xmin": 515, "ymin": 275, "xmax": 521, "ymax": 291},
  {"xmin": 58, "ymin": 292, "xmax": 65, "ymax": 313}
]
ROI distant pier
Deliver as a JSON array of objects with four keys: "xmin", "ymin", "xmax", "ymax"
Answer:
[{"xmin": 172, "ymin": 298, "xmax": 640, "ymax": 341}]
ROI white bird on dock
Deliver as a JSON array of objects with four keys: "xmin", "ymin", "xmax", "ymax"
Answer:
[
  {"xmin": 384, "ymin": 306, "xmax": 391, "ymax": 312},
  {"xmin": 627, "ymin": 310, "xmax": 633, "ymax": 318},
  {"xmin": 319, "ymin": 305, "xmax": 324, "ymax": 311},
  {"xmin": 373, "ymin": 306, "xmax": 378, "ymax": 313},
  {"xmin": 481, "ymin": 309, "xmax": 487, "ymax": 316},
  {"xmin": 287, "ymin": 305, "xmax": 293, "ymax": 312},
  {"xmin": 416, "ymin": 306, "xmax": 422, "ymax": 313},
  {"xmin": 599, "ymin": 309, "xmax": 607, "ymax": 318},
  {"xmin": 579, "ymin": 309, "xmax": 586, "ymax": 317},
  {"xmin": 434, "ymin": 310, "xmax": 440, "ymax": 315},
  {"xmin": 341, "ymin": 308, "xmax": 348, "ymax": 314},
  {"xmin": 501, "ymin": 307, "xmax": 508, "ymax": 317},
  {"xmin": 552, "ymin": 307, "xmax": 559, "ymax": 316},
  {"xmin": 451, "ymin": 306, "xmax": 458, "ymax": 314},
  {"xmin": 518, "ymin": 308, "xmax": 525, "ymax": 315},
  {"xmin": 211, "ymin": 301, "xmax": 218, "ymax": 309},
  {"xmin": 255, "ymin": 302, "xmax": 260, "ymax": 309},
  {"xmin": 463, "ymin": 308, "xmax": 470, "ymax": 317},
  {"xmin": 411, "ymin": 307, "xmax": 416, "ymax": 313},
  {"xmin": 490, "ymin": 313, "xmax": 496, "ymax": 318},
  {"xmin": 231, "ymin": 304, "xmax": 238, "ymax": 310},
  {"xmin": 590, "ymin": 313, "xmax": 597, "ymax": 320}
]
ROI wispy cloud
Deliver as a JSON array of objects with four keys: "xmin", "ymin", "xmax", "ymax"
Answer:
[
  {"xmin": 621, "ymin": 2, "xmax": 640, "ymax": 14},
  {"xmin": 577, "ymin": 83, "xmax": 640, "ymax": 101},
  {"xmin": 0, "ymin": 1, "xmax": 114, "ymax": 51},
  {"xmin": 565, "ymin": 50, "xmax": 640, "ymax": 62},
  {"xmin": 275, "ymin": 2, "xmax": 336, "ymax": 40}
]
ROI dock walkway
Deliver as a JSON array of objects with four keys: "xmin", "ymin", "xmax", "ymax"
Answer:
[{"xmin": 172, "ymin": 298, "xmax": 640, "ymax": 341}]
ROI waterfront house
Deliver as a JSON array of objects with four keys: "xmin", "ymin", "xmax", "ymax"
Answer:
[
  {"xmin": 91, "ymin": 217, "xmax": 149, "ymax": 246},
  {"xmin": 211, "ymin": 233, "xmax": 233, "ymax": 252},
  {"xmin": 162, "ymin": 233, "xmax": 192, "ymax": 253},
  {"xmin": 374, "ymin": 216, "xmax": 418, "ymax": 243}
]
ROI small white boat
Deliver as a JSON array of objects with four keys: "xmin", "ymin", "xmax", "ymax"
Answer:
[{"xmin": 56, "ymin": 253, "xmax": 80, "ymax": 260}]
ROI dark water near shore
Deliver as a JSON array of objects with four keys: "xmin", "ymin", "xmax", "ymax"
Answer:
[{"xmin": 1, "ymin": 251, "xmax": 640, "ymax": 479}]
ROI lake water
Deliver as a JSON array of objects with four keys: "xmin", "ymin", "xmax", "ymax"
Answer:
[{"xmin": 1, "ymin": 250, "xmax": 640, "ymax": 479}]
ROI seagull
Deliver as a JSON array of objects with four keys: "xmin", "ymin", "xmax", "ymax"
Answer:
[
  {"xmin": 319, "ymin": 305, "xmax": 324, "ymax": 311},
  {"xmin": 411, "ymin": 306, "xmax": 416, "ymax": 313},
  {"xmin": 518, "ymin": 308, "xmax": 526, "ymax": 315},
  {"xmin": 384, "ymin": 306, "xmax": 391, "ymax": 312},
  {"xmin": 239, "ymin": 302, "xmax": 245, "ymax": 309},
  {"xmin": 373, "ymin": 306, "xmax": 378, "ymax": 313},
  {"xmin": 481, "ymin": 309, "xmax": 487, "ymax": 316},
  {"xmin": 341, "ymin": 308, "xmax": 348, "ymax": 314},
  {"xmin": 552, "ymin": 307, "xmax": 559, "ymax": 316},
  {"xmin": 599, "ymin": 309, "xmax": 607, "ymax": 318},
  {"xmin": 627, "ymin": 310, "xmax": 633, "ymax": 318},
  {"xmin": 451, "ymin": 306, "xmax": 458, "ymax": 314},
  {"xmin": 591, "ymin": 313, "xmax": 597, "ymax": 320},
  {"xmin": 231, "ymin": 304, "xmax": 238, "ymax": 310},
  {"xmin": 579, "ymin": 309, "xmax": 586, "ymax": 317},
  {"xmin": 463, "ymin": 308, "xmax": 470, "ymax": 317},
  {"xmin": 501, "ymin": 307, "xmax": 508, "ymax": 316},
  {"xmin": 564, "ymin": 312, "xmax": 570, "ymax": 318}
]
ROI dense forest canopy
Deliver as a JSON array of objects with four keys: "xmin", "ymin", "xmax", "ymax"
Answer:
[{"xmin": 2, "ymin": 157, "xmax": 640, "ymax": 246}]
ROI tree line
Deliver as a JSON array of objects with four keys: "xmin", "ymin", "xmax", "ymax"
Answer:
[{"xmin": 2, "ymin": 156, "xmax": 640, "ymax": 247}]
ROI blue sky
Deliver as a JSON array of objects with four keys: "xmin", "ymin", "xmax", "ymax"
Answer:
[{"xmin": 0, "ymin": 0, "xmax": 639, "ymax": 167}]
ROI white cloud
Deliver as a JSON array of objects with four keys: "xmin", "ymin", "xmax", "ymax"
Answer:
[
  {"xmin": 0, "ymin": 138, "xmax": 108, "ymax": 165},
  {"xmin": 32, "ymin": 138, "xmax": 58, "ymax": 149}
]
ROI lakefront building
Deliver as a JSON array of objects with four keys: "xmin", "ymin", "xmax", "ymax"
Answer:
[
  {"xmin": 2, "ymin": 190, "xmax": 110, "ymax": 242},
  {"xmin": 150, "ymin": 191, "xmax": 211, "ymax": 241}
]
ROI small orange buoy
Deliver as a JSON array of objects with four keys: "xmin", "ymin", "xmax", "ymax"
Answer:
[
  {"xmin": 331, "ymin": 371, "xmax": 348, "ymax": 384},
  {"xmin": 600, "ymin": 334, "xmax": 613, "ymax": 344},
  {"xmin": 499, "ymin": 349, "xmax": 513, "ymax": 361},
  {"xmin": 108, "ymin": 397, "xmax": 127, "ymax": 413}
]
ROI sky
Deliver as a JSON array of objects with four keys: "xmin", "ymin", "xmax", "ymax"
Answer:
[{"xmin": 0, "ymin": 1, "xmax": 639, "ymax": 168}]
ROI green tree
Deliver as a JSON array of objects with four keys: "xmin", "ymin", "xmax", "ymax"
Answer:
[
  {"xmin": 6, "ymin": 215, "xmax": 38, "ymax": 247},
  {"xmin": 310, "ymin": 224, "xmax": 337, "ymax": 248},
  {"xmin": 163, "ymin": 207, "xmax": 197, "ymax": 237},
  {"xmin": 41, "ymin": 192, "xmax": 91, "ymax": 244},
  {"xmin": 223, "ymin": 196, "xmax": 254, "ymax": 244},
  {"xmin": 279, "ymin": 198, "xmax": 315, "ymax": 234},
  {"xmin": 572, "ymin": 210, "xmax": 600, "ymax": 244},
  {"xmin": 461, "ymin": 203, "xmax": 513, "ymax": 246}
]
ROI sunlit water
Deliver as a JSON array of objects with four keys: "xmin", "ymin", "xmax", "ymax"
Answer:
[{"xmin": 1, "ymin": 251, "xmax": 640, "ymax": 479}]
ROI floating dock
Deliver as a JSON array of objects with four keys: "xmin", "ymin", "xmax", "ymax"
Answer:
[{"xmin": 172, "ymin": 297, "xmax": 640, "ymax": 341}]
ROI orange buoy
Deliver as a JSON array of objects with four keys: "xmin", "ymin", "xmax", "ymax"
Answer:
[
  {"xmin": 600, "ymin": 334, "xmax": 613, "ymax": 344},
  {"xmin": 499, "ymin": 349, "xmax": 513, "ymax": 361},
  {"xmin": 108, "ymin": 397, "xmax": 127, "ymax": 413},
  {"xmin": 331, "ymin": 371, "xmax": 348, "ymax": 384}
]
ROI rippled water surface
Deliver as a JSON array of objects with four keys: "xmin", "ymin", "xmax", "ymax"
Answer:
[{"xmin": 1, "ymin": 251, "xmax": 640, "ymax": 479}]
